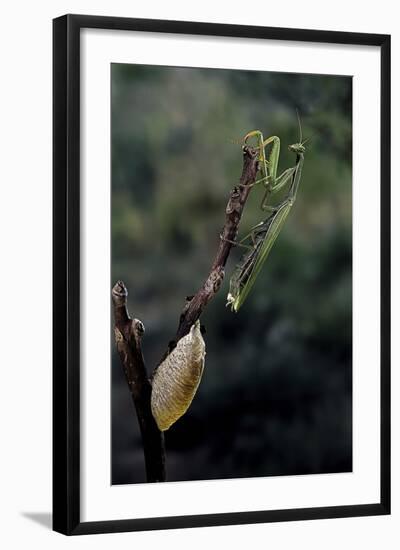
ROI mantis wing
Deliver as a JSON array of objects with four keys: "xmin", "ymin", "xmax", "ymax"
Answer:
[{"xmin": 227, "ymin": 201, "xmax": 292, "ymax": 312}]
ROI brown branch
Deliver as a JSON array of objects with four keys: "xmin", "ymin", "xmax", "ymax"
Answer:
[
  {"xmin": 112, "ymin": 144, "xmax": 259, "ymax": 482},
  {"xmin": 174, "ymin": 144, "xmax": 259, "ymax": 342},
  {"xmin": 112, "ymin": 280, "xmax": 166, "ymax": 482}
]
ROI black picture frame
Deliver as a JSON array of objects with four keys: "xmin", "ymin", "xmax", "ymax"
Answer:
[{"xmin": 53, "ymin": 14, "xmax": 391, "ymax": 535}]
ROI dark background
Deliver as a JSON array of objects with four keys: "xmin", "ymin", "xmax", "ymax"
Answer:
[{"xmin": 111, "ymin": 64, "xmax": 352, "ymax": 484}]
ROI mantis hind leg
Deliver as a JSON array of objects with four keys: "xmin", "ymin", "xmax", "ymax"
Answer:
[
  {"xmin": 221, "ymin": 220, "xmax": 267, "ymax": 250},
  {"xmin": 220, "ymin": 234, "xmax": 254, "ymax": 251}
]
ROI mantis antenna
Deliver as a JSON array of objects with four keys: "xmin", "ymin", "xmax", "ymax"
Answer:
[{"xmin": 296, "ymin": 108, "xmax": 303, "ymax": 144}]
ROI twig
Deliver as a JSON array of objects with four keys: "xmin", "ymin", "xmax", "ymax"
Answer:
[
  {"xmin": 112, "ymin": 281, "xmax": 166, "ymax": 482},
  {"xmin": 174, "ymin": 145, "xmax": 259, "ymax": 342}
]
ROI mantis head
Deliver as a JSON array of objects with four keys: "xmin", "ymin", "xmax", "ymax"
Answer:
[{"xmin": 288, "ymin": 142, "xmax": 306, "ymax": 154}]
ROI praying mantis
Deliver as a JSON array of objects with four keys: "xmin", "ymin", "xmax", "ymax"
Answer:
[{"xmin": 226, "ymin": 117, "xmax": 308, "ymax": 312}]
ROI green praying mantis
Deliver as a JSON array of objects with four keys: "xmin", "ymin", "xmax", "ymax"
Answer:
[{"xmin": 226, "ymin": 116, "xmax": 308, "ymax": 312}]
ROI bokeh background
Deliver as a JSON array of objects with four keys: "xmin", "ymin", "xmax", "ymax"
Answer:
[{"xmin": 111, "ymin": 64, "xmax": 352, "ymax": 484}]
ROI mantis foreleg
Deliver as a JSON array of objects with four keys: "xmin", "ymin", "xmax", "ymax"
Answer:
[{"xmin": 244, "ymin": 132, "xmax": 297, "ymax": 211}]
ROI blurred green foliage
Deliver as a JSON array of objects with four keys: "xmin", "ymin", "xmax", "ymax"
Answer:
[{"xmin": 111, "ymin": 64, "xmax": 352, "ymax": 484}]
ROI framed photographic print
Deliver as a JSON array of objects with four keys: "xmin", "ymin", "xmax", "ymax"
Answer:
[{"xmin": 53, "ymin": 14, "xmax": 391, "ymax": 535}]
